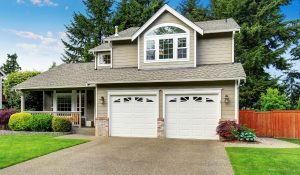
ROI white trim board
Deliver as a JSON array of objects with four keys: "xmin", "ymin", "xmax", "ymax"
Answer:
[{"xmin": 131, "ymin": 4, "xmax": 203, "ymax": 41}]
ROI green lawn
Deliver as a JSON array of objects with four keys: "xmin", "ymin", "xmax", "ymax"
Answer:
[
  {"xmin": 278, "ymin": 138, "xmax": 300, "ymax": 145},
  {"xmin": 0, "ymin": 135, "xmax": 88, "ymax": 169},
  {"xmin": 226, "ymin": 139, "xmax": 300, "ymax": 175}
]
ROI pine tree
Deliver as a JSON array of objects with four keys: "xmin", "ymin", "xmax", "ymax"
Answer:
[
  {"xmin": 178, "ymin": 0, "xmax": 211, "ymax": 22},
  {"xmin": 112, "ymin": 0, "xmax": 165, "ymax": 31},
  {"xmin": 1, "ymin": 53, "xmax": 21, "ymax": 74},
  {"xmin": 210, "ymin": 0, "xmax": 300, "ymax": 109},
  {"xmin": 62, "ymin": 0, "xmax": 113, "ymax": 63}
]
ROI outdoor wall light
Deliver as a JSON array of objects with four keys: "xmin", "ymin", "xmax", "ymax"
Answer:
[
  {"xmin": 100, "ymin": 96, "xmax": 105, "ymax": 104},
  {"xmin": 224, "ymin": 95, "xmax": 230, "ymax": 103}
]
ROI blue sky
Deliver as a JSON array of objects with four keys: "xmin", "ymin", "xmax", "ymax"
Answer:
[{"xmin": 0, "ymin": 0, "xmax": 299, "ymax": 72}]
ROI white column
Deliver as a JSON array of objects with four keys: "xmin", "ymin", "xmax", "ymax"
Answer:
[
  {"xmin": 20, "ymin": 91, "xmax": 25, "ymax": 112},
  {"xmin": 53, "ymin": 90, "xmax": 57, "ymax": 111},
  {"xmin": 71, "ymin": 90, "xmax": 77, "ymax": 111},
  {"xmin": 79, "ymin": 90, "xmax": 82, "ymax": 113}
]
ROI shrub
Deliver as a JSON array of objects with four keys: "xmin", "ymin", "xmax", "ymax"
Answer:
[
  {"xmin": 52, "ymin": 117, "xmax": 72, "ymax": 132},
  {"xmin": 8, "ymin": 112, "xmax": 32, "ymax": 131},
  {"xmin": 260, "ymin": 88, "xmax": 291, "ymax": 111},
  {"xmin": 28, "ymin": 114, "xmax": 53, "ymax": 132},
  {"xmin": 0, "ymin": 109, "xmax": 16, "ymax": 129},
  {"xmin": 239, "ymin": 131, "xmax": 256, "ymax": 142},
  {"xmin": 216, "ymin": 121, "xmax": 239, "ymax": 140},
  {"xmin": 297, "ymin": 97, "xmax": 300, "ymax": 110}
]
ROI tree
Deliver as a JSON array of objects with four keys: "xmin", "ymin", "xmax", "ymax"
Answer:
[
  {"xmin": 210, "ymin": 0, "xmax": 300, "ymax": 109},
  {"xmin": 283, "ymin": 70, "xmax": 300, "ymax": 109},
  {"xmin": 3, "ymin": 71, "xmax": 40, "ymax": 111},
  {"xmin": 112, "ymin": 0, "xmax": 165, "ymax": 31},
  {"xmin": 62, "ymin": 0, "xmax": 113, "ymax": 63},
  {"xmin": 178, "ymin": 0, "xmax": 211, "ymax": 22},
  {"xmin": 49, "ymin": 62, "xmax": 57, "ymax": 70},
  {"xmin": 297, "ymin": 97, "xmax": 300, "ymax": 110},
  {"xmin": 0, "ymin": 53, "xmax": 21, "ymax": 74},
  {"xmin": 260, "ymin": 88, "xmax": 290, "ymax": 111}
]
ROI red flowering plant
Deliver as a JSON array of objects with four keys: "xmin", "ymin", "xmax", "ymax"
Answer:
[
  {"xmin": 216, "ymin": 120, "xmax": 241, "ymax": 140},
  {"xmin": 0, "ymin": 109, "xmax": 16, "ymax": 129}
]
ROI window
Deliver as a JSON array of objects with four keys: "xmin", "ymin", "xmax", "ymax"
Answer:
[
  {"xmin": 177, "ymin": 38, "xmax": 187, "ymax": 59},
  {"xmin": 146, "ymin": 98, "xmax": 154, "ymax": 102},
  {"xmin": 135, "ymin": 97, "xmax": 143, "ymax": 102},
  {"xmin": 57, "ymin": 94, "xmax": 72, "ymax": 111},
  {"xmin": 180, "ymin": 97, "xmax": 189, "ymax": 102},
  {"xmin": 169, "ymin": 98, "xmax": 177, "ymax": 102},
  {"xmin": 193, "ymin": 97, "xmax": 202, "ymax": 102},
  {"xmin": 113, "ymin": 98, "xmax": 121, "ymax": 103},
  {"xmin": 124, "ymin": 97, "xmax": 132, "ymax": 102},
  {"xmin": 98, "ymin": 54, "xmax": 111, "ymax": 65},
  {"xmin": 146, "ymin": 40, "xmax": 155, "ymax": 61},
  {"xmin": 144, "ymin": 24, "xmax": 189, "ymax": 62},
  {"xmin": 159, "ymin": 39, "xmax": 173, "ymax": 59},
  {"xmin": 206, "ymin": 98, "xmax": 214, "ymax": 102}
]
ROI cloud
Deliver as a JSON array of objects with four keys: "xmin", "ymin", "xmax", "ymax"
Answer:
[
  {"xmin": 9, "ymin": 29, "xmax": 57, "ymax": 46},
  {"xmin": 29, "ymin": 0, "xmax": 58, "ymax": 6},
  {"xmin": 16, "ymin": 0, "xmax": 25, "ymax": 4},
  {"xmin": 16, "ymin": 43, "xmax": 38, "ymax": 50}
]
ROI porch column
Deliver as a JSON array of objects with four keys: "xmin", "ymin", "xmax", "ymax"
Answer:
[{"xmin": 20, "ymin": 91, "xmax": 25, "ymax": 112}]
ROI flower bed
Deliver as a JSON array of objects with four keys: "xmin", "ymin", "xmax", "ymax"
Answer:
[{"xmin": 217, "ymin": 120, "xmax": 257, "ymax": 142}]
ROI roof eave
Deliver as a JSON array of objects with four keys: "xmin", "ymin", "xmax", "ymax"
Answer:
[
  {"xmin": 87, "ymin": 77, "xmax": 246, "ymax": 85},
  {"xmin": 104, "ymin": 37, "xmax": 132, "ymax": 42},
  {"xmin": 204, "ymin": 28, "xmax": 240, "ymax": 34}
]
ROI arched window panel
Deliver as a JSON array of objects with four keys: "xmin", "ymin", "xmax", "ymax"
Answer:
[{"xmin": 146, "ymin": 26, "xmax": 186, "ymax": 36}]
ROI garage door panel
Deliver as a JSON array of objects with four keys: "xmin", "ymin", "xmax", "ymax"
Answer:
[
  {"xmin": 110, "ymin": 95, "xmax": 157, "ymax": 138},
  {"xmin": 166, "ymin": 94, "xmax": 219, "ymax": 139}
]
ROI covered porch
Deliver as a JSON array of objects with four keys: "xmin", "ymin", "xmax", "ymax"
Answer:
[{"xmin": 20, "ymin": 89, "xmax": 95, "ymax": 128}]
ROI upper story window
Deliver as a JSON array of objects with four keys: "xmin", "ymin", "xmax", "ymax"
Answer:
[
  {"xmin": 98, "ymin": 53, "xmax": 111, "ymax": 66},
  {"xmin": 144, "ymin": 24, "xmax": 189, "ymax": 63}
]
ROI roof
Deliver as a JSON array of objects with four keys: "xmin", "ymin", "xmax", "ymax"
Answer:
[
  {"xmin": 89, "ymin": 43, "xmax": 111, "ymax": 52},
  {"xmin": 104, "ymin": 5, "xmax": 240, "ymax": 42},
  {"xmin": 195, "ymin": 18, "xmax": 240, "ymax": 34},
  {"xmin": 105, "ymin": 27, "xmax": 140, "ymax": 41},
  {"xmin": 14, "ymin": 63, "xmax": 246, "ymax": 90}
]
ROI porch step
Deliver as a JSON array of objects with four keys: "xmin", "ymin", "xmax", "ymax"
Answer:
[{"xmin": 72, "ymin": 127, "xmax": 95, "ymax": 136}]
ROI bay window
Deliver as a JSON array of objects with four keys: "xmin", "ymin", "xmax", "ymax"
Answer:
[{"xmin": 145, "ymin": 24, "xmax": 189, "ymax": 62}]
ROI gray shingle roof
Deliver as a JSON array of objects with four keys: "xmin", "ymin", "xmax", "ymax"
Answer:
[
  {"xmin": 195, "ymin": 18, "xmax": 240, "ymax": 34},
  {"xmin": 14, "ymin": 63, "xmax": 246, "ymax": 90},
  {"xmin": 105, "ymin": 27, "xmax": 140, "ymax": 41},
  {"xmin": 103, "ymin": 18, "xmax": 240, "ymax": 41},
  {"xmin": 89, "ymin": 43, "xmax": 110, "ymax": 52}
]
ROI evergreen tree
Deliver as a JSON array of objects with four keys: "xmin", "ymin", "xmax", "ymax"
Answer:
[
  {"xmin": 210, "ymin": 0, "xmax": 300, "ymax": 109},
  {"xmin": 283, "ymin": 70, "xmax": 300, "ymax": 109},
  {"xmin": 178, "ymin": 0, "xmax": 211, "ymax": 22},
  {"xmin": 112, "ymin": 0, "xmax": 165, "ymax": 31},
  {"xmin": 62, "ymin": 0, "xmax": 113, "ymax": 63},
  {"xmin": 49, "ymin": 62, "xmax": 57, "ymax": 70},
  {"xmin": 1, "ymin": 53, "xmax": 21, "ymax": 74}
]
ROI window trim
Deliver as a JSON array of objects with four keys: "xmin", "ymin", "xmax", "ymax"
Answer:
[
  {"xmin": 144, "ymin": 23, "xmax": 190, "ymax": 63},
  {"xmin": 97, "ymin": 53, "xmax": 111, "ymax": 67},
  {"xmin": 56, "ymin": 93, "xmax": 72, "ymax": 112}
]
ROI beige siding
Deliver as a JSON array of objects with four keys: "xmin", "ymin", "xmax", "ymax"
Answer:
[
  {"xmin": 197, "ymin": 33, "xmax": 232, "ymax": 65},
  {"xmin": 112, "ymin": 40, "xmax": 138, "ymax": 68},
  {"xmin": 139, "ymin": 11, "xmax": 195, "ymax": 69},
  {"xmin": 97, "ymin": 81, "xmax": 235, "ymax": 120}
]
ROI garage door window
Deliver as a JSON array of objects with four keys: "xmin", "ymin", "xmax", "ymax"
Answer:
[
  {"xmin": 169, "ymin": 98, "xmax": 177, "ymax": 102},
  {"xmin": 206, "ymin": 98, "xmax": 214, "ymax": 102},
  {"xmin": 193, "ymin": 97, "xmax": 202, "ymax": 102},
  {"xmin": 146, "ymin": 98, "xmax": 154, "ymax": 102},
  {"xmin": 135, "ymin": 97, "xmax": 143, "ymax": 102},
  {"xmin": 180, "ymin": 97, "xmax": 189, "ymax": 102},
  {"xmin": 124, "ymin": 97, "xmax": 131, "ymax": 102}
]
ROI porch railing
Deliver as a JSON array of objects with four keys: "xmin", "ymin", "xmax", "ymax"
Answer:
[{"xmin": 25, "ymin": 111, "xmax": 81, "ymax": 127}]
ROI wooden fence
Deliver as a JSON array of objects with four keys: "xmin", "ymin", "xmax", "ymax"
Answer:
[{"xmin": 239, "ymin": 110, "xmax": 300, "ymax": 139}]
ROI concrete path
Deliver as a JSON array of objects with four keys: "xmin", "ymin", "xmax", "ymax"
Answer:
[
  {"xmin": 225, "ymin": 137, "xmax": 300, "ymax": 148},
  {"xmin": 0, "ymin": 136, "xmax": 233, "ymax": 175}
]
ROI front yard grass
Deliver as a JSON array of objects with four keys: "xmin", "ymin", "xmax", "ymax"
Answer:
[
  {"xmin": 226, "ymin": 146, "xmax": 300, "ymax": 175},
  {"xmin": 278, "ymin": 138, "xmax": 300, "ymax": 145},
  {"xmin": 0, "ymin": 135, "xmax": 88, "ymax": 169}
]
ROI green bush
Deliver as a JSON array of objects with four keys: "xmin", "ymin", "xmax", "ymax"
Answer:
[
  {"xmin": 260, "ymin": 88, "xmax": 291, "ymax": 111},
  {"xmin": 8, "ymin": 112, "xmax": 32, "ymax": 131},
  {"xmin": 28, "ymin": 114, "xmax": 53, "ymax": 132},
  {"xmin": 52, "ymin": 117, "xmax": 72, "ymax": 132},
  {"xmin": 239, "ymin": 131, "xmax": 256, "ymax": 142},
  {"xmin": 297, "ymin": 98, "xmax": 300, "ymax": 110}
]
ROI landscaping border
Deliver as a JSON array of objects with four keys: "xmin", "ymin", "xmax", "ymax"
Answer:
[{"xmin": 0, "ymin": 130, "xmax": 72, "ymax": 136}]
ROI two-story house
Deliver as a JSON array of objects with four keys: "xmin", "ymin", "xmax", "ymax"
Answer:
[{"xmin": 14, "ymin": 5, "xmax": 246, "ymax": 139}]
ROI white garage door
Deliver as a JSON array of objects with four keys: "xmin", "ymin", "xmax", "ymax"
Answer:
[
  {"xmin": 110, "ymin": 95, "xmax": 157, "ymax": 138},
  {"xmin": 165, "ymin": 94, "xmax": 219, "ymax": 139}
]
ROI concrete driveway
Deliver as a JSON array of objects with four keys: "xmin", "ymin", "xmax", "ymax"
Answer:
[{"xmin": 0, "ymin": 137, "xmax": 233, "ymax": 175}]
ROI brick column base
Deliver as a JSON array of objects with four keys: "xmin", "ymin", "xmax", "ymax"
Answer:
[
  {"xmin": 157, "ymin": 118, "xmax": 165, "ymax": 138},
  {"xmin": 95, "ymin": 116, "xmax": 109, "ymax": 137}
]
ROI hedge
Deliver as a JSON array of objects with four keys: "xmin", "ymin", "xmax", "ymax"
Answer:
[
  {"xmin": 52, "ymin": 117, "xmax": 72, "ymax": 132},
  {"xmin": 8, "ymin": 112, "xmax": 32, "ymax": 131},
  {"xmin": 28, "ymin": 114, "xmax": 53, "ymax": 132}
]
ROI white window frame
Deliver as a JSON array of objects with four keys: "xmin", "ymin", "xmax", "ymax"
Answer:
[
  {"xmin": 144, "ymin": 23, "xmax": 190, "ymax": 63},
  {"xmin": 56, "ymin": 93, "xmax": 72, "ymax": 112},
  {"xmin": 97, "ymin": 53, "xmax": 111, "ymax": 66}
]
